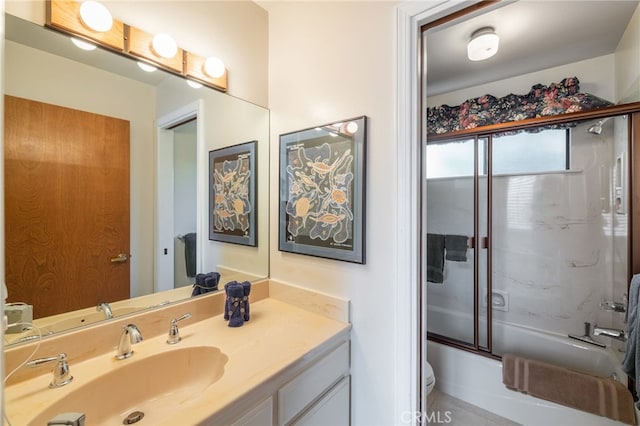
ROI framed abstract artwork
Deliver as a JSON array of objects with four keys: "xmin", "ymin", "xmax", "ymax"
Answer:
[
  {"xmin": 278, "ymin": 116, "xmax": 367, "ymax": 263},
  {"xmin": 209, "ymin": 140, "xmax": 257, "ymax": 246}
]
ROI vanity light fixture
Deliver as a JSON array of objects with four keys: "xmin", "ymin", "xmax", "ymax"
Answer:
[
  {"xmin": 152, "ymin": 33, "xmax": 178, "ymax": 59},
  {"xmin": 70, "ymin": 37, "xmax": 97, "ymax": 51},
  {"xmin": 467, "ymin": 27, "xmax": 499, "ymax": 61},
  {"xmin": 79, "ymin": 0, "xmax": 113, "ymax": 33},
  {"xmin": 346, "ymin": 121, "xmax": 359, "ymax": 134},
  {"xmin": 187, "ymin": 80, "xmax": 203, "ymax": 89},
  {"xmin": 137, "ymin": 62, "xmax": 157, "ymax": 73},
  {"xmin": 204, "ymin": 57, "xmax": 226, "ymax": 79}
]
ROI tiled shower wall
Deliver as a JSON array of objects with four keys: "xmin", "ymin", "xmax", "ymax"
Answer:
[{"xmin": 427, "ymin": 118, "xmax": 628, "ymax": 340}]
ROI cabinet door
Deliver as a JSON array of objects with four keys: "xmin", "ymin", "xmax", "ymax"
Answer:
[
  {"xmin": 232, "ymin": 397, "xmax": 274, "ymax": 426},
  {"xmin": 293, "ymin": 376, "xmax": 350, "ymax": 426}
]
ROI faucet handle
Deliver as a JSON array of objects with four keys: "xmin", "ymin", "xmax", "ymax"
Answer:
[
  {"xmin": 26, "ymin": 353, "xmax": 73, "ymax": 388},
  {"xmin": 167, "ymin": 312, "xmax": 192, "ymax": 345}
]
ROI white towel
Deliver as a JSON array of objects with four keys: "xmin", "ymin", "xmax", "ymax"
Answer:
[{"xmin": 622, "ymin": 274, "xmax": 640, "ymax": 396}]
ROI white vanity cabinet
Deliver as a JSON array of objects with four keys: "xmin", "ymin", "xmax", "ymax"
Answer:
[{"xmin": 229, "ymin": 340, "xmax": 350, "ymax": 426}]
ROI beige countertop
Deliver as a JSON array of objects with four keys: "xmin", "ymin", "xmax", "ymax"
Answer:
[{"xmin": 4, "ymin": 281, "xmax": 351, "ymax": 425}]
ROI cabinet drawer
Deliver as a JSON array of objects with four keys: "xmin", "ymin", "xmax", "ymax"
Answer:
[
  {"xmin": 231, "ymin": 397, "xmax": 273, "ymax": 426},
  {"xmin": 293, "ymin": 375, "xmax": 350, "ymax": 425},
  {"xmin": 278, "ymin": 341, "xmax": 349, "ymax": 425}
]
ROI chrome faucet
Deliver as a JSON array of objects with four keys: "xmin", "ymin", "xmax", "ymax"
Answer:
[
  {"xmin": 97, "ymin": 302, "xmax": 113, "ymax": 319},
  {"xmin": 593, "ymin": 325, "xmax": 627, "ymax": 342},
  {"xmin": 26, "ymin": 353, "xmax": 73, "ymax": 388},
  {"xmin": 115, "ymin": 324, "xmax": 143, "ymax": 359},
  {"xmin": 167, "ymin": 313, "xmax": 193, "ymax": 344}
]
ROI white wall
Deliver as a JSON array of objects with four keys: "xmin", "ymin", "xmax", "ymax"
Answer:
[
  {"xmin": 428, "ymin": 54, "xmax": 616, "ymax": 108},
  {"xmin": 156, "ymin": 79, "xmax": 270, "ymax": 279},
  {"xmin": 266, "ymin": 2, "xmax": 400, "ymax": 424},
  {"xmin": 4, "ymin": 0, "xmax": 269, "ymax": 107},
  {"xmin": 615, "ymin": 2, "xmax": 640, "ymax": 103},
  {"xmin": 4, "ymin": 40, "xmax": 157, "ymax": 298}
]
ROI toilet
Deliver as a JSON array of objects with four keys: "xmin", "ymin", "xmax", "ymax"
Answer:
[{"xmin": 425, "ymin": 362, "xmax": 436, "ymax": 395}]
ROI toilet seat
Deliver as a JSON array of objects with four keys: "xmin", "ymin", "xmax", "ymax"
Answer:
[{"xmin": 425, "ymin": 361, "xmax": 435, "ymax": 395}]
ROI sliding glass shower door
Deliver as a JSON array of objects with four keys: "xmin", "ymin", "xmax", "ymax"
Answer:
[{"xmin": 425, "ymin": 136, "xmax": 489, "ymax": 348}]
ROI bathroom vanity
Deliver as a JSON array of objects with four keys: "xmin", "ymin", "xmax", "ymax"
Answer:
[{"xmin": 4, "ymin": 280, "xmax": 351, "ymax": 425}]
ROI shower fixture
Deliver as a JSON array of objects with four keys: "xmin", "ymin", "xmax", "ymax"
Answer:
[{"xmin": 587, "ymin": 117, "xmax": 612, "ymax": 135}]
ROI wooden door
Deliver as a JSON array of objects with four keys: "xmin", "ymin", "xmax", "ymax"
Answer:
[{"xmin": 4, "ymin": 95, "xmax": 130, "ymax": 319}]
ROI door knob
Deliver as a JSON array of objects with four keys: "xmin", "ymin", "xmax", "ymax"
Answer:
[{"xmin": 111, "ymin": 253, "xmax": 128, "ymax": 263}]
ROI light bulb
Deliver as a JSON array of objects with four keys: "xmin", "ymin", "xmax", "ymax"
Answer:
[
  {"xmin": 79, "ymin": 1, "xmax": 113, "ymax": 32},
  {"xmin": 152, "ymin": 33, "xmax": 178, "ymax": 59},
  {"xmin": 204, "ymin": 57, "xmax": 225, "ymax": 78}
]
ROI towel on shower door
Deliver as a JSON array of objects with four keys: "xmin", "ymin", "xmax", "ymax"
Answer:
[
  {"xmin": 426, "ymin": 233, "xmax": 445, "ymax": 283},
  {"xmin": 622, "ymin": 274, "xmax": 640, "ymax": 397},
  {"xmin": 445, "ymin": 234, "xmax": 468, "ymax": 261}
]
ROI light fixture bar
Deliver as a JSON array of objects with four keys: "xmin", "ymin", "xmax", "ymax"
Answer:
[
  {"xmin": 45, "ymin": 0, "xmax": 228, "ymax": 92},
  {"xmin": 46, "ymin": 0, "xmax": 124, "ymax": 51}
]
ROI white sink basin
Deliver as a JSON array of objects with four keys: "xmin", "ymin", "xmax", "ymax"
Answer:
[{"xmin": 30, "ymin": 346, "xmax": 228, "ymax": 425}]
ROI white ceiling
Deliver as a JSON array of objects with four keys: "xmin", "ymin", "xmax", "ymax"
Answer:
[{"xmin": 426, "ymin": 0, "xmax": 640, "ymax": 96}]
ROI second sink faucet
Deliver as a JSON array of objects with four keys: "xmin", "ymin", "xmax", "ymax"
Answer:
[
  {"xmin": 116, "ymin": 324, "xmax": 143, "ymax": 359},
  {"xmin": 97, "ymin": 302, "xmax": 113, "ymax": 319}
]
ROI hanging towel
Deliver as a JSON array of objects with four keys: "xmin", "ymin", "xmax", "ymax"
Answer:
[
  {"xmin": 426, "ymin": 233, "xmax": 445, "ymax": 283},
  {"xmin": 445, "ymin": 234, "xmax": 468, "ymax": 262},
  {"xmin": 622, "ymin": 274, "xmax": 640, "ymax": 397},
  {"xmin": 183, "ymin": 232, "xmax": 197, "ymax": 278}
]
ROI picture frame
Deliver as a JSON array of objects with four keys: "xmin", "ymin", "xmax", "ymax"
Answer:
[
  {"xmin": 209, "ymin": 140, "xmax": 257, "ymax": 246},
  {"xmin": 278, "ymin": 116, "xmax": 367, "ymax": 264}
]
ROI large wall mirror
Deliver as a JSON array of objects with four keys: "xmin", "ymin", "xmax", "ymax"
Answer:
[{"xmin": 3, "ymin": 13, "xmax": 269, "ymax": 345}]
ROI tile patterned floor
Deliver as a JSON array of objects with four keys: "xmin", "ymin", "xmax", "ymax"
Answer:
[{"xmin": 427, "ymin": 389, "xmax": 521, "ymax": 426}]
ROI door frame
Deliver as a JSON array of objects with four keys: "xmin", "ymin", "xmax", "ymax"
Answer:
[
  {"xmin": 396, "ymin": 1, "xmax": 479, "ymax": 422},
  {"xmin": 155, "ymin": 100, "xmax": 205, "ymax": 293}
]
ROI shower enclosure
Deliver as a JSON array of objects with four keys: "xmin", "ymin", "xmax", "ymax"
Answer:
[{"xmin": 426, "ymin": 114, "xmax": 631, "ymax": 358}]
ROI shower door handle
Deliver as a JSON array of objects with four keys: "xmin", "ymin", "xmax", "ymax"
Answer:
[
  {"xmin": 467, "ymin": 237, "xmax": 475, "ymax": 249},
  {"xmin": 480, "ymin": 237, "xmax": 489, "ymax": 249}
]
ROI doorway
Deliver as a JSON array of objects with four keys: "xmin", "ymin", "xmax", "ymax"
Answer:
[
  {"xmin": 172, "ymin": 120, "xmax": 198, "ymax": 288},
  {"xmin": 155, "ymin": 100, "xmax": 204, "ymax": 293}
]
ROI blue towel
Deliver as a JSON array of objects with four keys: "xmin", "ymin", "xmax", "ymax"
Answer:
[
  {"xmin": 426, "ymin": 233, "xmax": 445, "ymax": 283},
  {"xmin": 241, "ymin": 281, "xmax": 251, "ymax": 321},
  {"xmin": 445, "ymin": 234, "xmax": 468, "ymax": 262},
  {"xmin": 224, "ymin": 281, "xmax": 237, "ymax": 320},
  {"xmin": 226, "ymin": 282, "xmax": 245, "ymax": 327},
  {"xmin": 622, "ymin": 274, "xmax": 640, "ymax": 396},
  {"xmin": 191, "ymin": 272, "xmax": 220, "ymax": 297},
  {"xmin": 183, "ymin": 233, "xmax": 197, "ymax": 278}
]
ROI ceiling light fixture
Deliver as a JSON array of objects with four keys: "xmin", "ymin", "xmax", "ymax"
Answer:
[
  {"xmin": 204, "ymin": 57, "xmax": 226, "ymax": 78},
  {"xmin": 79, "ymin": 0, "xmax": 113, "ymax": 32},
  {"xmin": 137, "ymin": 62, "xmax": 157, "ymax": 72},
  {"xmin": 467, "ymin": 27, "xmax": 499, "ymax": 61},
  {"xmin": 152, "ymin": 33, "xmax": 178, "ymax": 59},
  {"xmin": 70, "ymin": 37, "xmax": 97, "ymax": 51}
]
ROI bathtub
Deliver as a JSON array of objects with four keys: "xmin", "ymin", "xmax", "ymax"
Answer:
[{"xmin": 427, "ymin": 307, "xmax": 636, "ymax": 425}]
